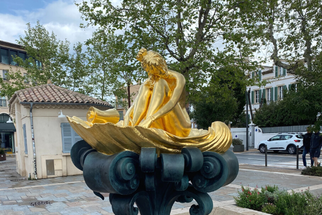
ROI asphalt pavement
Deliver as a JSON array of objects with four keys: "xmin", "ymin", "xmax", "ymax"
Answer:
[{"xmin": 1, "ymin": 151, "xmax": 322, "ymax": 215}]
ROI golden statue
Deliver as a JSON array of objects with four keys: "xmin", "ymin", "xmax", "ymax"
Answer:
[{"xmin": 67, "ymin": 48, "xmax": 232, "ymax": 155}]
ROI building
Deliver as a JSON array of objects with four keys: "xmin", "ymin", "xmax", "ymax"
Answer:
[
  {"xmin": 246, "ymin": 64, "xmax": 298, "ymax": 121},
  {"xmin": 0, "ymin": 40, "xmax": 29, "ymax": 153},
  {"xmin": 9, "ymin": 83, "xmax": 113, "ymax": 179}
]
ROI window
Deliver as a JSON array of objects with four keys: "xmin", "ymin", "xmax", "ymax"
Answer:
[
  {"xmin": 18, "ymin": 52, "xmax": 26, "ymax": 62},
  {"xmin": 0, "ymin": 114, "xmax": 9, "ymax": 122},
  {"xmin": 255, "ymin": 90, "xmax": 260, "ymax": 103},
  {"xmin": 266, "ymin": 88, "xmax": 272, "ymax": 102},
  {"xmin": 10, "ymin": 50, "xmax": 18, "ymax": 65},
  {"xmin": 0, "ymin": 48, "xmax": 9, "ymax": 64},
  {"xmin": 61, "ymin": 123, "xmax": 82, "ymax": 153},
  {"xmin": 0, "ymin": 96, "xmax": 6, "ymax": 107},
  {"xmin": 278, "ymin": 86, "xmax": 283, "ymax": 100},
  {"xmin": 23, "ymin": 124, "xmax": 28, "ymax": 154},
  {"xmin": 118, "ymin": 111, "xmax": 124, "ymax": 121},
  {"xmin": 271, "ymin": 135, "xmax": 280, "ymax": 141},
  {"xmin": 2, "ymin": 70, "xmax": 8, "ymax": 80}
]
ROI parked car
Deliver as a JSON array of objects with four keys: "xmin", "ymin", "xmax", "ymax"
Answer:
[{"xmin": 257, "ymin": 133, "xmax": 303, "ymax": 154}]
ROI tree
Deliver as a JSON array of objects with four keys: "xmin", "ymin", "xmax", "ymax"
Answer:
[
  {"xmin": 191, "ymin": 66, "xmax": 247, "ymax": 129},
  {"xmin": 242, "ymin": 0, "xmax": 322, "ymax": 73},
  {"xmin": 77, "ymin": 0, "xmax": 259, "ymax": 104},
  {"xmin": 0, "ymin": 22, "xmax": 87, "ymax": 99},
  {"xmin": 85, "ymin": 31, "xmax": 146, "ymax": 107}
]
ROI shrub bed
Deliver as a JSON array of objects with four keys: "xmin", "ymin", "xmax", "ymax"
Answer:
[
  {"xmin": 301, "ymin": 166, "xmax": 322, "ymax": 176},
  {"xmin": 234, "ymin": 185, "xmax": 322, "ymax": 214}
]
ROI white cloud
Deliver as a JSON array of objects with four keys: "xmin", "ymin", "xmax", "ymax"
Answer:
[
  {"xmin": 0, "ymin": 0, "xmax": 95, "ymax": 47},
  {"xmin": 0, "ymin": 14, "xmax": 26, "ymax": 43}
]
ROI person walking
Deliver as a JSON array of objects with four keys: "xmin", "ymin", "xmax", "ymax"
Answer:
[
  {"xmin": 310, "ymin": 128, "xmax": 322, "ymax": 167},
  {"xmin": 302, "ymin": 127, "xmax": 313, "ymax": 167}
]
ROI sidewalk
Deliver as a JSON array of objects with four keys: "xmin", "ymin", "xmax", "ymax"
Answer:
[{"xmin": 1, "ymin": 155, "xmax": 322, "ymax": 215}]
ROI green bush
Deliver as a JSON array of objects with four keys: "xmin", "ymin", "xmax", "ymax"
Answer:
[
  {"xmin": 0, "ymin": 148, "xmax": 5, "ymax": 155},
  {"xmin": 234, "ymin": 185, "xmax": 321, "ymax": 215},
  {"xmin": 232, "ymin": 138, "xmax": 243, "ymax": 146},
  {"xmin": 302, "ymin": 166, "xmax": 322, "ymax": 176}
]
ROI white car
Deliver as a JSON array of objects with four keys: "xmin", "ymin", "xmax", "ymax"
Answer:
[{"xmin": 257, "ymin": 133, "xmax": 303, "ymax": 154}]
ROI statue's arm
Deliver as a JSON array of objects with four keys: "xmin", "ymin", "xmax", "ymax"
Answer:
[{"xmin": 139, "ymin": 71, "xmax": 185, "ymax": 127}]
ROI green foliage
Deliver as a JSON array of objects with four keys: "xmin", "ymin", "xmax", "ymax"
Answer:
[
  {"xmin": 232, "ymin": 139, "xmax": 243, "ymax": 146},
  {"xmin": 253, "ymin": 82, "xmax": 321, "ymax": 127},
  {"xmin": 85, "ymin": 32, "xmax": 146, "ymax": 107},
  {"xmin": 234, "ymin": 186, "xmax": 267, "ymax": 211},
  {"xmin": 235, "ymin": 185, "xmax": 318, "ymax": 215},
  {"xmin": 0, "ymin": 22, "xmax": 88, "ymax": 99},
  {"xmin": 77, "ymin": 0, "xmax": 260, "ymax": 105},
  {"xmin": 302, "ymin": 166, "xmax": 322, "ymax": 176},
  {"xmin": 190, "ymin": 66, "xmax": 247, "ymax": 129},
  {"xmin": 0, "ymin": 148, "xmax": 5, "ymax": 155}
]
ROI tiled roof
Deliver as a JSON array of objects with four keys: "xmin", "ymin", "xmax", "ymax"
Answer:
[{"xmin": 9, "ymin": 84, "xmax": 113, "ymax": 107}]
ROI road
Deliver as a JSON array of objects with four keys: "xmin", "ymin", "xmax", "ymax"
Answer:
[{"xmin": 234, "ymin": 149, "xmax": 307, "ymax": 169}]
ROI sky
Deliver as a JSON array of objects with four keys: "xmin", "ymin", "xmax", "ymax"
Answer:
[{"xmin": 0, "ymin": 0, "xmax": 95, "ymax": 46}]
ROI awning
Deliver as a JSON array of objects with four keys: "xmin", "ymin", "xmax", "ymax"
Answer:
[{"xmin": 0, "ymin": 123, "xmax": 16, "ymax": 132}]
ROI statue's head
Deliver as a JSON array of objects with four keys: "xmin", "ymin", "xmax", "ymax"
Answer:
[{"xmin": 136, "ymin": 48, "xmax": 168, "ymax": 77}]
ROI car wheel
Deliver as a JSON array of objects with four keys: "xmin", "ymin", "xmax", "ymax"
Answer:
[
  {"xmin": 259, "ymin": 144, "xmax": 266, "ymax": 153},
  {"xmin": 287, "ymin": 145, "xmax": 296, "ymax": 154},
  {"xmin": 273, "ymin": 150, "xmax": 279, "ymax": 153}
]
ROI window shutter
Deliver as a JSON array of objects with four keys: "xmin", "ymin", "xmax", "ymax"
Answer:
[
  {"xmin": 283, "ymin": 68, "xmax": 286, "ymax": 76},
  {"xmin": 259, "ymin": 70, "xmax": 262, "ymax": 81},
  {"xmin": 74, "ymin": 131, "xmax": 82, "ymax": 144},
  {"xmin": 61, "ymin": 123, "xmax": 73, "ymax": 153},
  {"xmin": 262, "ymin": 89, "xmax": 266, "ymax": 99},
  {"xmin": 270, "ymin": 88, "xmax": 273, "ymax": 101},
  {"xmin": 274, "ymin": 87, "xmax": 278, "ymax": 101},
  {"xmin": 283, "ymin": 85, "xmax": 287, "ymax": 92},
  {"xmin": 275, "ymin": 66, "xmax": 278, "ymax": 77},
  {"xmin": 259, "ymin": 90, "xmax": 261, "ymax": 103},
  {"xmin": 23, "ymin": 124, "xmax": 28, "ymax": 154},
  {"xmin": 251, "ymin": 91, "xmax": 254, "ymax": 104},
  {"xmin": 252, "ymin": 72, "xmax": 255, "ymax": 79}
]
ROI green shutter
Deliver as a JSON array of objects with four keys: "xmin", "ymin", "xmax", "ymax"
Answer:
[
  {"xmin": 251, "ymin": 91, "xmax": 254, "ymax": 104},
  {"xmin": 283, "ymin": 85, "xmax": 287, "ymax": 92},
  {"xmin": 259, "ymin": 70, "xmax": 262, "ymax": 81},
  {"xmin": 259, "ymin": 90, "xmax": 261, "ymax": 103},
  {"xmin": 262, "ymin": 89, "xmax": 266, "ymax": 99},
  {"xmin": 270, "ymin": 88, "xmax": 273, "ymax": 101},
  {"xmin": 274, "ymin": 87, "xmax": 278, "ymax": 101},
  {"xmin": 275, "ymin": 66, "xmax": 278, "ymax": 77},
  {"xmin": 252, "ymin": 72, "xmax": 255, "ymax": 79},
  {"xmin": 283, "ymin": 68, "xmax": 286, "ymax": 76}
]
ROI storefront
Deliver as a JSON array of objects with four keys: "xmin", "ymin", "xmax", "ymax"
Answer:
[{"xmin": 0, "ymin": 113, "xmax": 16, "ymax": 152}]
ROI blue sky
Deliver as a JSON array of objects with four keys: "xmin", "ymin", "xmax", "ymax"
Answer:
[
  {"xmin": 0, "ymin": 0, "xmax": 56, "ymax": 14},
  {"xmin": 0, "ymin": 0, "xmax": 95, "ymax": 46}
]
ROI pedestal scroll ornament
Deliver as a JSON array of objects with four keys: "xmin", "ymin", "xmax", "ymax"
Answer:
[{"xmin": 68, "ymin": 48, "xmax": 239, "ymax": 215}]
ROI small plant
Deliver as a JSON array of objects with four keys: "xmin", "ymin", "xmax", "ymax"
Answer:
[
  {"xmin": 232, "ymin": 138, "xmax": 243, "ymax": 146},
  {"xmin": 301, "ymin": 166, "xmax": 322, "ymax": 176},
  {"xmin": 0, "ymin": 148, "xmax": 5, "ymax": 155},
  {"xmin": 235, "ymin": 185, "xmax": 319, "ymax": 215}
]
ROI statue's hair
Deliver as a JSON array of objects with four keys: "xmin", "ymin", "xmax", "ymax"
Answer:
[{"xmin": 136, "ymin": 48, "xmax": 168, "ymax": 77}]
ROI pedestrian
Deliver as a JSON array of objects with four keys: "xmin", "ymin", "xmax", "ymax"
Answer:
[
  {"xmin": 302, "ymin": 126, "xmax": 313, "ymax": 168},
  {"xmin": 310, "ymin": 127, "xmax": 322, "ymax": 167}
]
